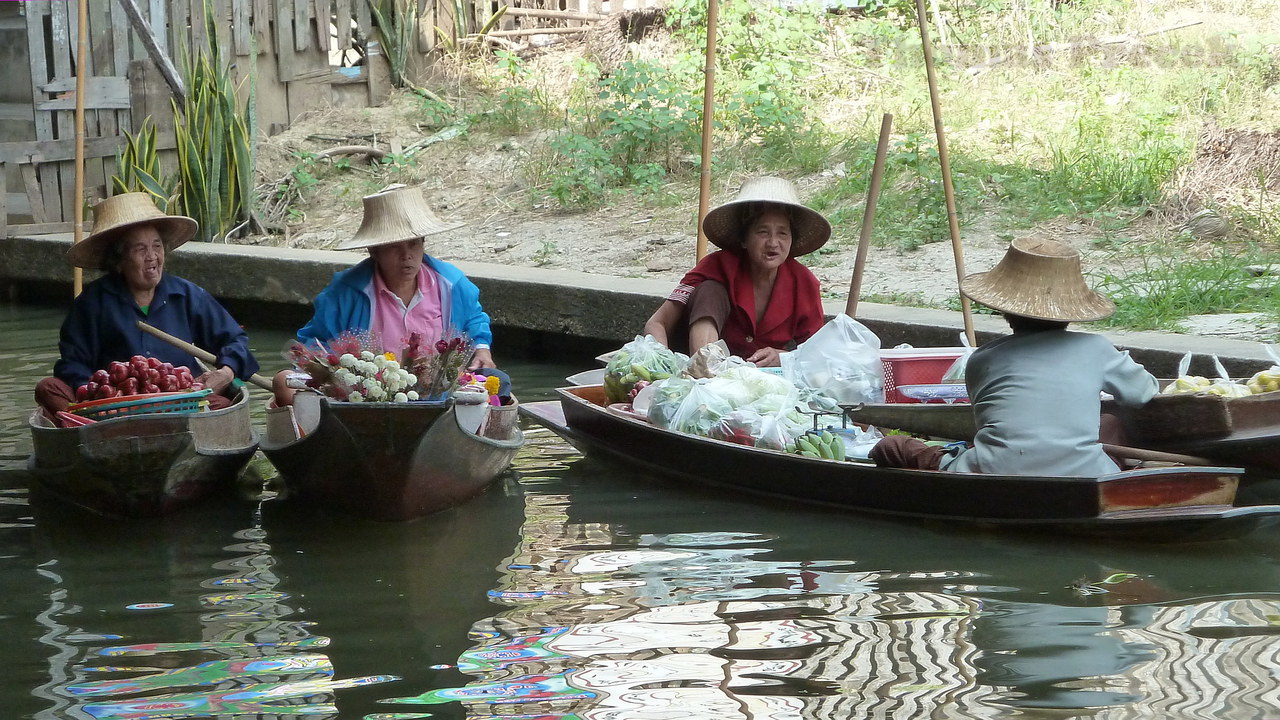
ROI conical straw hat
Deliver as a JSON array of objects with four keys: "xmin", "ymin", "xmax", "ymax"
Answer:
[
  {"xmin": 337, "ymin": 185, "xmax": 463, "ymax": 250},
  {"xmin": 960, "ymin": 238, "xmax": 1115, "ymax": 322},
  {"xmin": 67, "ymin": 192, "xmax": 197, "ymax": 270},
  {"xmin": 700, "ymin": 176, "xmax": 831, "ymax": 257}
]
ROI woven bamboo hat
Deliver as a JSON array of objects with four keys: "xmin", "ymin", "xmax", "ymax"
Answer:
[
  {"xmin": 701, "ymin": 176, "xmax": 831, "ymax": 257},
  {"xmin": 67, "ymin": 192, "xmax": 198, "ymax": 270},
  {"xmin": 337, "ymin": 184, "xmax": 463, "ymax": 250},
  {"xmin": 960, "ymin": 238, "xmax": 1115, "ymax": 322}
]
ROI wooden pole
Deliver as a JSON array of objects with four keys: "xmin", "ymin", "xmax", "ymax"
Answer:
[
  {"xmin": 695, "ymin": 0, "xmax": 719, "ymax": 262},
  {"xmin": 914, "ymin": 0, "xmax": 975, "ymax": 347},
  {"xmin": 845, "ymin": 113, "xmax": 893, "ymax": 318},
  {"xmin": 72, "ymin": 0, "xmax": 89, "ymax": 297},
  {"xmin": 136, "ymin": 321, "xmax": 275, "ymax": 391}
]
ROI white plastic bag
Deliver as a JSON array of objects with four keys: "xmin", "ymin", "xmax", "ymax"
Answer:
[{"xmin": 781, "ymin": 314, "xmax": 885, "ymax": 404}]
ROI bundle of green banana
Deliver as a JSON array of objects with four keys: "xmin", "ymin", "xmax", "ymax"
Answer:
[{"xmin": 786, "ymin": 430, "xmax": 846, "ymax": 461}]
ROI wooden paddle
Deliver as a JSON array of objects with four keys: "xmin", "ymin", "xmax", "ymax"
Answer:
[
  {"xmin": 1103, "ymin": 443, "xmax": 1217, "ymax": 468},
  {"xmin": 846, "ymin": 112, "xmax": 894, "ymax": 318},
  {"xmin": 136, "ymin": 320, "xmax": 274, "ymax": 392}
]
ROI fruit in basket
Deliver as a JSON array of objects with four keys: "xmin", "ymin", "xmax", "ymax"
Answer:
[
  {"xmin": 1161, "ymin": 375, "xmax": 1213, "ymax": 395},
  {"xmin": 77, "ymin": 355, "xmax": 198, "ymax": 402}
]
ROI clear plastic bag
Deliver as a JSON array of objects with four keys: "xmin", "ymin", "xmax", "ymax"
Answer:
[
  {"xmin": 1161, "ymin": 351, "xmax": 1251, "ymax": 397},
  {"xmin": 603, "ymin": 335, "xmax": 689, "ymax": 403},
  {"xmin": 648, "ymin": 378, "xmax": 735, "ymax": 436},
  {"xmin": 940, "ymin": 332, "xmax": 975, "ymax": 384},
  {"xmin": 780, "ymin": 313, "xmax": 885, "ymax": 404}
]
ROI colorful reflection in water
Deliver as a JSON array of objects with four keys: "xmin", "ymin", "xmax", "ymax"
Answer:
[
  {"xmin": 29, "ymin": 512, "xmax": 397, "ymax": 719},
  {"xmin": 379, "ymin": 431, "xmax": 1280, "ymax": 719}
]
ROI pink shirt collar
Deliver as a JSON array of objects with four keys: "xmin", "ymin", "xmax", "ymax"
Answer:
[{"xmin": 369, "ymin": 264, "xmax": 443, "ymax": 349}]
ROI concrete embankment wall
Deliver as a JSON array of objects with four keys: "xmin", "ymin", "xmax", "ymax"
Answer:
[{"xmin": 2, "ymin": 234, "xmax": 1274, "ymax": 377}]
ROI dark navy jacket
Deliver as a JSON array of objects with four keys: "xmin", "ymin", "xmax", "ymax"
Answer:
[{"xmin": 53, "ymin": 272, "xmax": 260, "ymax": 388}]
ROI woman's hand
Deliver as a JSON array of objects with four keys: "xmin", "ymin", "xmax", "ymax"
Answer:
[
  {"xmin": 469, "ymin": 348, "xmax": 496, "ymax": 370},
  {"xmin": 197, "ymin": 366, "xmax": 235, "ymax": 394},
  {"xmin": 746, "ymin": 347, "xmax": 783, "ymax": 367}
]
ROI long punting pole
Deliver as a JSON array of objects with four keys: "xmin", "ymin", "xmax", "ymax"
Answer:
[
  {"xmin": 914, "ymin": 0, "xmax": 976, "ymax": 346},
  {"xmin": 695, "ymin": 0, "xmax": 720, "ymax": 262},
  {"xmin": 845, "ymin": 113, "xmax": 894, "ymax": 318},
  {"xmin": 72, "ymin": 0, "xmax": 90, "ymax": 297}
]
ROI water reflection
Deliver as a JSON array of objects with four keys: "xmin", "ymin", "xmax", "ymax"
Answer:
[
  {"xmin": 392, "ymin": 429, "xmax": 1280, "ymax": 719},
  {"xmin": 26, "ymin": 499, "xmax": 396, "ymax": 719}
]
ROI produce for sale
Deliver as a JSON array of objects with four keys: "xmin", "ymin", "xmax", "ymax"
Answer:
[
  {"xmin": 1247, "ymin": 370, "xmax": 1280, "ymax": 395},
  {"xmin": 603, "ymin": 335, "xmax": 687, "ymax": 403},
  {"xmin": 787, "ymin": 430, "xmax": 847, "ymax": 461},
  {"xmin": 74, "ymin": 355, "xmax": 200, "ymax": 402}
]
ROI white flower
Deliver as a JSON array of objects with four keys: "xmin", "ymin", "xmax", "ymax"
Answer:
[
  {"xmin": 374, "ymin": 355, "xmax": 387, "ymax": 370},
  {"xmin": 347, "ymin": 392, "xmax": 363, "ymax": 402},
  {"xmin": 339, "ymin": 353, "xmax": 357, "ymax": 368},
  {"xmin": 407, "ymin": 391, "xmax": 419, "ymax": 401},
  {"xmin": 360, "ymin": 351, "xmax": 375, "ymax": 361},
  {"xmin": 393, "ymin": 392, "xmax": 409, "ymax": 403},
  {"xmin": 385, "ymin": 360, "xmax": 400, "ymax": 371}
]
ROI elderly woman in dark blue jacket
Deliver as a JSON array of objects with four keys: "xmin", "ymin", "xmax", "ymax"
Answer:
[{"xmin": 35, "ymin": 193, "xmax": 259, "ymax": 420}]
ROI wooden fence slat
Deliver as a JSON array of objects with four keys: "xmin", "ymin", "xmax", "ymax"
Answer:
[
  {"xmin": 354, "ymin": 0, "xmax": 370, "ymax": 51},
  {"xmin": 19, "ymin": 164, "xmax": 48, "ymax": 224},
  {"xmin": 169, "ymin": 0, "xmax": 189, "ymax": 60},
  {"xmin": 1, "ymin": 162, "xmax": 8, "ymax": 237},
  {"xmin": 253, "ymin": 0, "xmax": 270, "ymax": 47},
  {"xmin": 293, "ymin": 0, "xmax": 310, "ymax": 50},
  {"xmin": 315, "ymin": 0, "xmax": 330, "ymax": 51},
  {"xmin": 148, "ymin": 0, "xmax": 168, "ymax": 55},
  {"xmin": 334, "ymin": 0, "xmax": 351, "ymax": 50},
  {"xmin": 191, "ymin": 0, "xmax": 209, "ymax": 55},
  {"xmin": 48, "ymin": 0, "xmax": 75, "ymax": 223},
  {"xmin": 234, "ymin": 0, "xmax": 251, "ymax": 55},
  {"xmin": 275, "ymin": 0, "xmax": 297, "ymax": 79},
  {"xmin": 215, "ymin": 0, "xmax": 233, "ymax": 55}
]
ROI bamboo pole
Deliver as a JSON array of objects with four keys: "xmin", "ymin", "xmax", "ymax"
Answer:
[
  {"xmin": 695, "ymin": 0, "xmax": 719, "ymax": 262},
  {"xmin": 914, "ymin": 0, "xmax": 975, "ymax": 346},
  {"xmin": 136, "ymin": 321, "xmax": 275, "ymax": 391},
  {"xmin": 72, "ymin": 0, "xmax": 89, "ymax": 297},
  {"xmin": 845, "ymin": 113, "xmax": 893, "ymax": 318}
]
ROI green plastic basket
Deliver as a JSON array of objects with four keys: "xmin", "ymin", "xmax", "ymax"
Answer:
[{"xmin": 69, "ymin": 389, "xmax": 213, "ymax": 421}]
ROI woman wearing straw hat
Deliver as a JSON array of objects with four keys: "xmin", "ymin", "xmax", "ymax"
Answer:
[
  {"xmin": 643, "ymin": 176, "xmax": 831, "ymax": 366},
  {"xmin": 870, "ymin": 238, "xmax": 1158, "ymax": 476},
  {"xmin": 273, "ymin": 185, "xmax": 505, "ymax": 406},
  {"xmin": 34, "ymin": 193, "xmax": 260, "ymax": 420}
]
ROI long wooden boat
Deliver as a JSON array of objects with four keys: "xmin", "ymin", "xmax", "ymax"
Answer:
[
  {"xmin": 520, "ymin": 385, "xmax": 1280, "ymax": 541},
  {"xmin": 27, "ymin": 387, "xmax": 257, "ymax": 517},
  {"xmin": 260, "ymin": 393, "xmax": 524, "ymax": 521},
  {"xmin": 844, "ymin": 390, "xmax": 1280, "ymax": 474}
]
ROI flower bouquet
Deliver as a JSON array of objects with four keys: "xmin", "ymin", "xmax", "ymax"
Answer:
[{"xmin": 285, "ymin": 329, "xmax": 475, "ymax": 403}]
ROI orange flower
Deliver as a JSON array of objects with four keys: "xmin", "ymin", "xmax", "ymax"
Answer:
[{"xmin": 484, "ymin": 375, "xmax": 501, "ymax": 395}]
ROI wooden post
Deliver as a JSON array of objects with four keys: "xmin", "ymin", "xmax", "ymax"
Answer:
[
  {"xmin": 695, "ymin": 0, "xmax": 719, "ymax": 262},
  {"xmin": 914, "ymin": 0, "xmax": 975, "ymax": 347},
  {"xmin": 115, "ymin": 0, "xmax": 187, "ymax": 107},
  {"xmin": 846, "ymin": 113, "xmax": 893, "ymax": 318}
]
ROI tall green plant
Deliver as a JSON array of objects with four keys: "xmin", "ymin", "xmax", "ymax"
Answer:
[
  {"xmin": 112, "ymin": 117, "xmax": 175, "ymax": 210},
  {"xmin": 369, "ymin": 0, "xmax": 417, "ymax": 88},
  {"xmin": 173, "ymin": 0, "xmax": 254, "ymax": 242}
]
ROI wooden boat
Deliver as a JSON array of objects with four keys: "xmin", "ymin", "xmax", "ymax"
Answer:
[
  {"xmin": 520, "ymin": 385, "xmax": 1280, "ymax": 541},
  {"xmin": 27, "ymin": 387, "xmax": 257, "ymax": 517},
  {"xmin": 844, "ymin": 389, "xmax": 1280, "ymax": 474},
  {"xmin": 260, "ymin": 392, "xmax": 524, "ymax": 521}
]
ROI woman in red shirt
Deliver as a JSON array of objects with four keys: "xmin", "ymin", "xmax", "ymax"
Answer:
[{"xmin": 643, "ymin": 176, "xmax": 831, "ymax": 366}]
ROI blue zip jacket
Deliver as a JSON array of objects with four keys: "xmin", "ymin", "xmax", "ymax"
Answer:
[
  {"xmin": 297, "ymin": 256, "xmax": 493, "ymax": 348},
  {"xmin": 54, "ymin": 272, "xmax": 260, "ymax": 389}
]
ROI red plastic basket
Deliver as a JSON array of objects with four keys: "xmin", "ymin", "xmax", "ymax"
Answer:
[
  {"xmin": 68, "ymin": 389, "xmax": 212, "ymax": 421},
  {"xmin": 880, "ymin": 348, "xmax": 968, "ymax": 403}
]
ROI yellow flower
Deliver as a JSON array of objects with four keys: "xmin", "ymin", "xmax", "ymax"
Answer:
[
  {"xmin": 384, "ymin": 351, "xmax": 397, "ymax": 362},
  {"xmin": 484, "ymin": 375, "xmax": 501, "ymax": 395}
]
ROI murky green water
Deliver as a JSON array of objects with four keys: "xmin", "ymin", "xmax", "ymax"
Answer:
[{"xmin": 4, "ymin": 301, "xmax": 1280, "ymax": 719}]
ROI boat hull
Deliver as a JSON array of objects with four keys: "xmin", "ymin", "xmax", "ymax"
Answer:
[
  {"xmin": 521, "ymin": 385, "xmax": 1280, "ymax": 541},
  {"xmin": 27, "ymin": 388, "xmax": 257, "ymax": 517},
  {"xmin": 261, "ymin": 397, "xmax": 524, "ymax": 521}
]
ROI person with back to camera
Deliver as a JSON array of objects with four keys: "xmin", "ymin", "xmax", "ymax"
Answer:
[
  {"xmin": 643, "ymin": 176, "xmax": 831, "ymax": 367},
  {"xmin": 869, "ymin": 237, "xmax": 1158, "ymax": 475},
  {"xmin": 34, "ymin": 193, "xmax": 260, "ymax": 423},
  {"xmin": 272, "ymin": 184, "xmax": 509, "ymax": 407}
]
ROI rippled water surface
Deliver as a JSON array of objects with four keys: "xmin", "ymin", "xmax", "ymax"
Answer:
[{"xmin": 3, "ymin": 302, "xmax": 1280, "ymax": 719}]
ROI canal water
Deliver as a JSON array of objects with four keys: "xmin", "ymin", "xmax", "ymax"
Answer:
[{"xmin": 3, "ymin": 301, "xmax": 1280, "ymax": 719}]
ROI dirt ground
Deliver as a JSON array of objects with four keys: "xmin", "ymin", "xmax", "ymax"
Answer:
[{"xmin": 243, "ymin": 65, "xmax": 1277, "ymax": 341}]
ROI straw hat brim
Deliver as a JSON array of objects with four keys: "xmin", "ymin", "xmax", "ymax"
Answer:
[
  {"xmin": 960, "ymin": 270, "xmax": 1116, "ymax": 322},
  {"xmin": 66, "ymin": 216, "xmax": 198, "ymax": 270},
  {"xmin": 336, "ymin": 219, "xmax": 465, "ymax": 251},
  {"xmin": 701, "ymin": 199, "xmax": 832, "ymax": 257}
]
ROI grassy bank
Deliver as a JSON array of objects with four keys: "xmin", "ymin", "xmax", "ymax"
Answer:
[{"xmin": 286, "ymin": 0, "xmax": 1280, "ymax": 332}]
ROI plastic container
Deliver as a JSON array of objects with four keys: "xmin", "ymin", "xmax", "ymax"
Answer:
[
  {"xmin": 879, "ymin": 348, "xmax": 968, "ymax": 403},
  {"xmin": 68, "ymin": 389, "xmax": 212, "ymax": 420}
]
